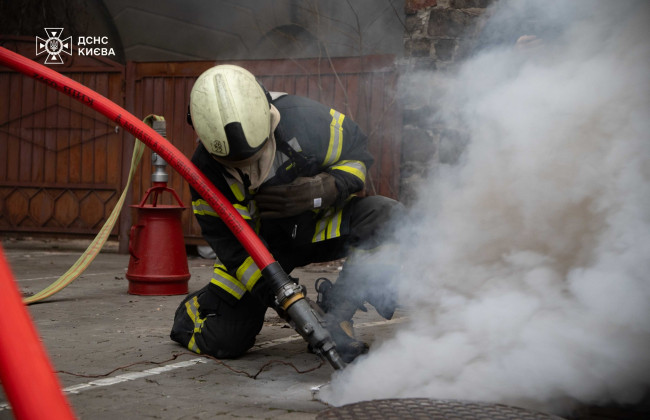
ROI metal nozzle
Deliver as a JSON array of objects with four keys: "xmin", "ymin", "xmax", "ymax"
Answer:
[
  {"xmin": 283, "ymin": 294, "xmax": 347, "ymax": 370},
  {"xmin": 323, "ymin": 347, "xmax": 346, "ymax": 370},
  {"xmin": 151, "ymin": 120, "xmax": 168, "ymax": 183},
  {"xmin": 151, "ymin": 152, "xmax": 168, "ymax": 183},
  {"xmin": 262, "ymin": 262, "xmax": 346, "ymax": 370}
]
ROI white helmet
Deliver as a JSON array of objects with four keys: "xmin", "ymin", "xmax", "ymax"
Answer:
[{"xmin": 189, "ymin": 65, "xmax": 271, "ymax": 162}]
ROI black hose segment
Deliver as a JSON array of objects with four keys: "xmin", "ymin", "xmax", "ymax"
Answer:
[{"xmin": 260, "ymin": 262, "xmax": 293, "ymax": 293}]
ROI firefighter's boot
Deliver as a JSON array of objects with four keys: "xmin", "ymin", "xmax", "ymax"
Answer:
[{"xmin": 315, "ymin": 278, "xmax": 368, "ymax": 363}]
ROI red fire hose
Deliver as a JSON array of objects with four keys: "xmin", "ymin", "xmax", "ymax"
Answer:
[
  {"xmin": 0, "ymin": 245, "xmax": 77, "ymax": 420},
  {"xmin": 0, "ymin": 46, "xmax": 274, "ymax": 268}
]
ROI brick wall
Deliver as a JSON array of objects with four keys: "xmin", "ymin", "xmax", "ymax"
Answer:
[{"xmin": 399, "ymin": 0, "xmax": 495, "ymax": 203}]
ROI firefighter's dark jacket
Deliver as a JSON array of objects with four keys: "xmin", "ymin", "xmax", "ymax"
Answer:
[{"xmin": 190, "ymin": 94, "xmax": 374, "ymax": 303}]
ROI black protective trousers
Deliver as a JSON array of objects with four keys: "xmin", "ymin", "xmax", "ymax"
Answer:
[{"xmin": 170, "ymin": 195, "xmax": 403, "ymax": 358}]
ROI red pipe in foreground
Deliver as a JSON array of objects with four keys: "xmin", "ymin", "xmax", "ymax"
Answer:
[
  {"xmin": 0, "ymin": 245, "xmax": 77, "ymax": 420},
  {"xmin": 0, "ymin": 46, "xmax": 274, "ymax": 269}
]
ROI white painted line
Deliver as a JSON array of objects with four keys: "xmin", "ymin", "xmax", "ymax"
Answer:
[
  {"xmin": 253, "ymin": 334, "xmax": 303, "ymax": 350},
  {"xmin": 6, "ymin": 251, "xmax": 80, "ymax": 257},
  {"xmin": 0, "ymin": 358, "xmax": 207, "ymax": 412},
  {"xmin": 0, "ymin": 317, "xmax": 408, "ymax": 412},
  {"xmin": 17, "ymin": 272, "xmax": 121, "ymax": 282},
  {"xmin": 63, "ymin": 358, "xmax": 208, "ymax": 394}
]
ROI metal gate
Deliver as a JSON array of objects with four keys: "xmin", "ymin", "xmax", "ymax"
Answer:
[{"xmin": 0, "ymin": 37, "xmax": 126, "ymax": 237}]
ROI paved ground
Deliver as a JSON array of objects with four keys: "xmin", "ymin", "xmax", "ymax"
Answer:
[
  {"xmin": 1, "ymin": 238, "xmax": 648, "ymax": 420},
  {"xmin": 0, "ymin": 238, "xmax": 403, "ymax": 420}
]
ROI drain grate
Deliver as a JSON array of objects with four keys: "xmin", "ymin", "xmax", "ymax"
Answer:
[{"xmin": 317, "ymin": 398, "xmax": 566, "ymax": 420}]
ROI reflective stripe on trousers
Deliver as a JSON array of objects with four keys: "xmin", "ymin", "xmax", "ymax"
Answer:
[
  {"xmin": 185, "ymin": 296, "xmax": 204, "ymax": 354},
  {"xmin": 210, "ymin": 258, "xmax": 261, "ymax": 301},
  {"xmin": 211, "ymin": 265, "xmax": 247, "ymax": 300}
]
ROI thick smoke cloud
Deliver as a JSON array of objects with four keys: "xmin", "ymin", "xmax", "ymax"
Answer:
[{"xmin": 322, "ymin": 0, "xmax": 650, "ymax": 414}]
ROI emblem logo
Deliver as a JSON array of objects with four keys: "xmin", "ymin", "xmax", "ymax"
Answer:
[{"xmin": 36, "ymin": 28, "xmax": 72, "ymax": 64}]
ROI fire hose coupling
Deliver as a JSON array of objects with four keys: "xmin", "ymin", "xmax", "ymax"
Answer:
[{"xmin": 276, "ymin": 282, "xmax": 305, "ymax": 312}]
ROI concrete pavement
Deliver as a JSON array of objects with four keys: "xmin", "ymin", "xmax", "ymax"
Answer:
[{"xmin": 0, "ymin": 237, "xmax": 401, "ymax": 420}]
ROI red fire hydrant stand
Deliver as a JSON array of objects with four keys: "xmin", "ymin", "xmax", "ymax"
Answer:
[{"xmin": 126, "ymin": 183, "xmax": 191, "ymax": 295}]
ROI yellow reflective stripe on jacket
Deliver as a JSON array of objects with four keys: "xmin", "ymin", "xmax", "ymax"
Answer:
[
  {"xmin": 324, "ymin": 109, "xmax": 345, "ymax": 166},
  {"xmin": 236, "ymin": 256, "xmax": 262, "ymax": 291},
  {"xmin": 192, "ymin": 199, "xmax": 252, "ymax": 220},
  {"xmin": 210, "ymin": 264, "xmax": 246, "ymax": 299},
  {"xmin": 192, "ymin": 199, "xmax": 218, "ymax": 217},
  {"xmin": 227, "ymin": 179, "xmax": 245, "ymax": 202},
  {"xmin": 330, "ymin": 160, "xmax": 366, "ymax": 183},
  {"xmin": 312, "ymin": 207, "xmax": 343, "ymax": 243},
  {"xmin": 185, "ymin": 296, "xmax": 203, "ymax": 354},
  {"xmin": 192, "ymin": 177, "xmax": 247, "ymax": 219},
  {"xmin": 233, "ymin": 204, "xmax": 252, "ymax": 220}
]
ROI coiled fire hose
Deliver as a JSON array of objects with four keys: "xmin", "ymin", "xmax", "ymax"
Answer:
[{"xmin": 0, "ymin": 44, "xmax": 344, "ymax": 378}]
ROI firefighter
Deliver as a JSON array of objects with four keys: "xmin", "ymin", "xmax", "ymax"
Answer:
[{"xmin": 170, "ymin": 64, "xmax": 402, "ymax": 363}]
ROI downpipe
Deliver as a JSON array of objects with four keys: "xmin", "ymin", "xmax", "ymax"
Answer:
[{"xmin": 0, "ymin": 47, "xmax": 345, "ymax": 370}]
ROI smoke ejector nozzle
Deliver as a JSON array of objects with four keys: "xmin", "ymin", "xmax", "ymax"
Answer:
[{"xmin": 263, "ymin": 262, "xmax": 346, "ymax": 370}]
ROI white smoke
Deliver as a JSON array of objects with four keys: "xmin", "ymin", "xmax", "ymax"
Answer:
[{"xmin": 322, "ymin": 0, "xmax": 650, "ymax": 415}]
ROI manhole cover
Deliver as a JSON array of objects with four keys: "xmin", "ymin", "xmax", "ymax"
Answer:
[{"xmin": 317, "ymin": 398, "xmax": 566, "ymax": 420}]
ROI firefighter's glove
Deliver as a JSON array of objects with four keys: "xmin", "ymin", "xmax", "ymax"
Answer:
[{"xmin": 255, "ymin": 172, "xmax": 338, "ymax": 219}]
